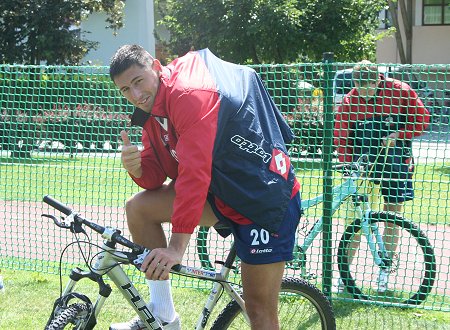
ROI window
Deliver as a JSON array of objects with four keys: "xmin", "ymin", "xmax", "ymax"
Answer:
[
  {"xmin": 423, "ymin": 0, "xmax": 450, "ymax": 25},
  {"xmin": 379, "ymin": 8, "xmax": 393, "ymax": 29}
]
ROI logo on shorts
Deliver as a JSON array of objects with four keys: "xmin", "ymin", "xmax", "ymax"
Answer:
[{"xmin": 250, "ymin": 248, "xmax": 273, "ymax": 254}]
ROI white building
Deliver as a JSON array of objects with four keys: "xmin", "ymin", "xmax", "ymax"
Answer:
[{"xmin": 81, "ymin": 0, "xmax": 156, "ymax": 66}]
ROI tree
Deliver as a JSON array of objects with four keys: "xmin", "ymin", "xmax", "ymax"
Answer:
[
  {"xmin": 0, "ymin": 0, "xmax": 125, "ymax": 65},
  {"xmin": 155, "ymin": 0, "xmax": 386, "ymax": 64}
]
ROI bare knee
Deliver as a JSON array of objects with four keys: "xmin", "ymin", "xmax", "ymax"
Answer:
[
  {"xmin": 244, "ymin": 293, "xmax": 277, "ymax": 321},
  {"xmin": 124, "ymin": 188, "xmax": 174, "ymax": 248},
  {"xmin": 125, "ymin": 187, "xmax": 174, "ymax": 225},
  {"xmin": 125, "ymin": 193, "xmax": 150, "ymax": 224},
  {"xmin": 124, "ymin": 194, "xmax": 147, "ymax": 232}
]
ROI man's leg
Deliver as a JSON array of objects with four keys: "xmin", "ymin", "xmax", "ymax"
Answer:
[
  {"xmin": 241, "ymin": 261, "xmax": 285, "ymax": 330},
  {"xmin": 383, "ymin": 202, "xmax": 403, "ymax": 256},
  {"xmin": 375, "ymin": 200, "xmax": 403, "ymax": 293},
  {"xmin": 125, "ymin": 181, "xmax": 218, "ymax": 247},
  {"xmin": 124, "ymin": 181, "xmax": 218, "ymax": 324}
]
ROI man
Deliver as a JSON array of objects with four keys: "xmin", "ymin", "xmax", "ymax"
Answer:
[
  {"xmin": 333, "ymin": 60, "xmax": 430, "ymax": 293},
  {"xmin": 109, "ymin": 45, "xmax": 301, "ymax": 330}
]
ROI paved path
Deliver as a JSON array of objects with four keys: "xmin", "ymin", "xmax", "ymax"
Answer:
[
  {"xmin": 413, "ymin": 125, "xmax": 450, "ymax": 163},
  {"xmin": 0, "ymin": 200, "xmax": 449, "ymax": 300}
]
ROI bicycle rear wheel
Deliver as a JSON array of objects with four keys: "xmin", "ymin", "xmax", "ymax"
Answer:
[
  {"xmin": 210, "ymin": 277, "xmax": 336, "ymax": 330},
  {"xmin": 337, "ymin": 211, "xmax": 436, "ymax": 305},
  {"xmin": 45, "ymin": 303, "xmax": 91, "ymax": 330}
]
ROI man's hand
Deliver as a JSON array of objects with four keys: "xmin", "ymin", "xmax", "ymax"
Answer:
[
  {"xmin": 140, "ymin": 233, "xmax": 191, "ymax": 280},
  {"xmin": 382, "ymin": 132, "xmax": 400, "ymax": 148},
  {"xmin": 120, "ymin": 130, "xmax": 142, "ymax": 178}
]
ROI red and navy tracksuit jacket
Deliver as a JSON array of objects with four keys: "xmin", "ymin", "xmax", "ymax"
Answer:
[{"xmin": 129, "ymin": 48, "xmax": 300, "ymax": 235}]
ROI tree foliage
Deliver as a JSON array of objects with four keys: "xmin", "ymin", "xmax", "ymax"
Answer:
[
  {"xmin": 156, "ymin": 0, "xmax": 386, "ymax": 64},
  {"xmin": 0, "ymin": 0, "xmax": 125, "ymax": 65}
]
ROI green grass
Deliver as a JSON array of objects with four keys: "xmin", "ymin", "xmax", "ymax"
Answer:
[
  {"xmin": 1, "ymin": 155, "xmax": 449, "ymax": 225},
  {"xmin": 0, "ymin": 154, "xmax": 140, "ymax": 207},
  {"xmin": 0, "ymin": 269, "xmax": 448, "ymax": 329}
]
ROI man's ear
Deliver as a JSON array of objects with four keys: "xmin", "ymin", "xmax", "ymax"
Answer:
[{"xmin": 152, "ymin": 59, "xmax": 163, "ymax": 72}]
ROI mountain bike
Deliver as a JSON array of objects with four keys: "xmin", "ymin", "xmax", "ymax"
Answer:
[
  {"xmin": 197, "ymin": 154, "xmax": 436, "ymax": 306},
  {"xmin": 42, "ymin": 195, "xmax": 336, "ymax": 329}
]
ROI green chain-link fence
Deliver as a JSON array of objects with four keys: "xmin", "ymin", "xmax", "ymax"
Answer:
[{"xmin": 1, "ymin": 61, "xmax": 449, "ymax": 312}]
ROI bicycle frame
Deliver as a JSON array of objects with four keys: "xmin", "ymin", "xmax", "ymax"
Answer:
[
  {"xmin": 58, "ymin": 233, "xmax": 248, "ymax": 330},
  {"xmin": 295, "ymin": 161, "xmax": 390, "ymax": 278}
]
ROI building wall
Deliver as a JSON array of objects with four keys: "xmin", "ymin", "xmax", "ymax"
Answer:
[
  {"xmin": 412, "ymin": 26, "xmax": 450, "ymax": 64},
  {"xmin": 377, "ymin": 26, "xmax": 450, "ymax": 65},
  {"xmin": 376, "ymin": 0, "xmax": 450, "ymax": 64},
  {"xmin": 81, "ymin": 0, "xmax": 155, "ymax": 66}
]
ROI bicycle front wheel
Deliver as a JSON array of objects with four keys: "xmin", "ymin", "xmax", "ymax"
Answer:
[
  {"xmin": 45, "ymin": 303, "xmax": 91, "ymax": 330},
  {"xmin": 337, "ymin": 211, "xmax": 436, "ymax": 305},
  {"xmin": 210, "ymin": 277, "xmax": 336, "ymax": 330}
]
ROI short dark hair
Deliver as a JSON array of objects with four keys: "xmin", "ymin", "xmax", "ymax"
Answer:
[
  {"xmin": 109, "ymin": 44, "xmax": 154, "ymax": 82},
  {"xmin": 352, "ymin": 60, "xmax": 379, "ymax": 86}
]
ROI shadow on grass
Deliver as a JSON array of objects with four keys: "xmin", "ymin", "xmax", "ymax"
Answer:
[
  {"xmin": 331, "ymin": 298, "xmax": 449, "ymax": 329},
  {"xmin": 436, "ymin": 165, "xmax": 450, "ymax": 176},
  {"xmin": 292, "ymin": 159, "xmax": 324, "ymax": 172},
  {"xmin": 0, "ymin": 156, "xmax": 77, "ymax": 165}
]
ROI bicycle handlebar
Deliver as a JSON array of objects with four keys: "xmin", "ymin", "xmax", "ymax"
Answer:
[
  {"xmin": 43, "ymin": 195, "xmax": 138, "ymax": 250},
  {"xmin": 43, "ymin": 195, "xmax": 73, "ymax": 216},
  {"xmin": 42, "ymin": 195, "xmax": 183, "ymax": 273},
  {"xmin": 332, "ymin": 154, "xmax": 370, "ymax": 176}
]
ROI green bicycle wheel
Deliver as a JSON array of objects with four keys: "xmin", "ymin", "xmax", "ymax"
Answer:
[{"xmin": 337, "ymin": 211, "xmax": 436, "ymax": 305}]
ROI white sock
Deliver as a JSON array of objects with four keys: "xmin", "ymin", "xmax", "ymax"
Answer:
[{"xmin": 147, "ymin": 279, "xmax": 177, "ymax": 323}]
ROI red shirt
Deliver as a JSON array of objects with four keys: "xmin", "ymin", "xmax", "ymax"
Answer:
[{"xmin": 334, "ymin": 76, "xmax": 430, "ymax": 163}]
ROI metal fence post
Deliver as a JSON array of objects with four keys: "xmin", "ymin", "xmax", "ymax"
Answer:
[{"xmin": 321, "ymin": 52, "xmax": 335, "ymax": 297}]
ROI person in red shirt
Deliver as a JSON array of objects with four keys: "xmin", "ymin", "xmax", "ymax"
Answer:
[
  {"xmin": 108, "ymin": 45, "xmax": 301, "ymax": 330},
  {"xmin": 333, "ymin": 60, "xmax": 430, "ymax": 293}
]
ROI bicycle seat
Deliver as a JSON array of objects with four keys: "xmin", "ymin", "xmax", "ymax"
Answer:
[{"xmin": 213, "ymin": 222, "xmax": 233, "ymax": 238}]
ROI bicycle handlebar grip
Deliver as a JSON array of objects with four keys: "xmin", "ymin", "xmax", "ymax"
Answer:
[
  {"xmin": 43, "ymin": 195, "xmax": 73, "ymax": 215},
  {"xmin": 171, "ymin": 264, "xmax": 182, "ymax": 272}
]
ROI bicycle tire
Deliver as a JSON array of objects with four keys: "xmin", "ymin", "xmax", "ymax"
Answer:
[
  {"xmin": 210, "ymin": 277, "xmax": 336, "ymax": 330},
  {"xmin": 337, "ymin": 211, "xmax": 436, "ymax": 305},
  {"xmin": 45, "ymin": 303, "xmax": 91, "ymax": 330}
]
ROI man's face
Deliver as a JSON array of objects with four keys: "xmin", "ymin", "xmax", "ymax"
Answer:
[
  {"xmin": 114, "ymin": 62, "xmax": 161, "ymax": 113},
  {"xmin": 354, "ymin": 80, "xmax": 378, "ymax": 100}
]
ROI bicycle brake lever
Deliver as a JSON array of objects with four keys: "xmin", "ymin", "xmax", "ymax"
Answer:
[
  {"xmin": 131, "ymin": 248, "xmax": 151, "ymax": 271},
  {"xmin": 42, "ymin": 214, "xmax": 71, "ymax": 229},
  {"xmin": 42, "ymin": 214, "xmax": 86, "ymax": 235}
]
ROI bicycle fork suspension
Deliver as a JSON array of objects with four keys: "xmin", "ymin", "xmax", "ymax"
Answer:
[
  {"xmin": 356, "ymin": 204, "xmax": 391, "ymax": 269},
  {"xmin": 65, "ymin": 267, "xmax": 110, "ymax": 318}
]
